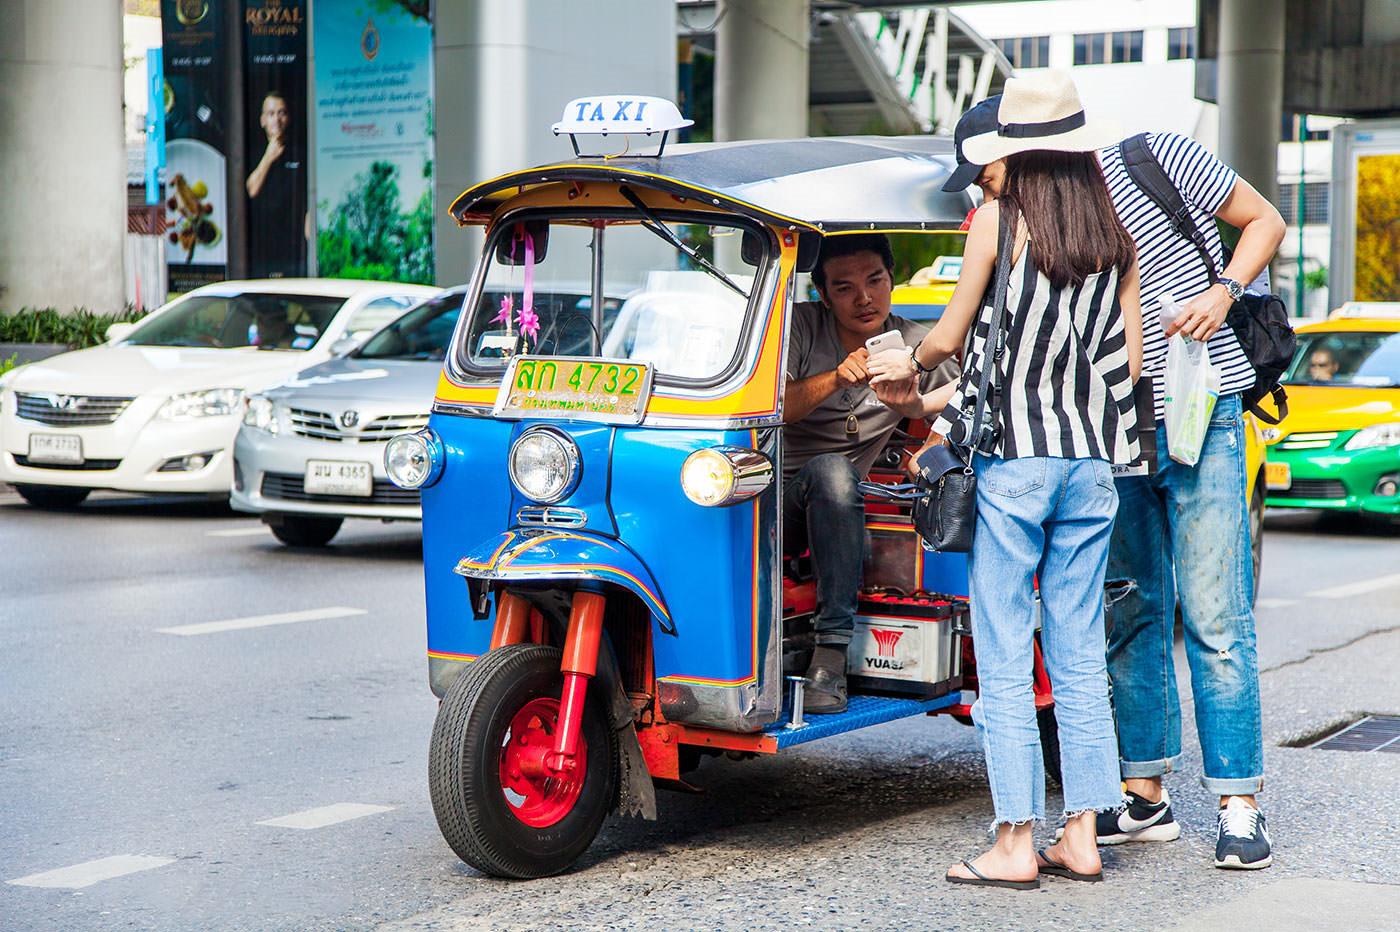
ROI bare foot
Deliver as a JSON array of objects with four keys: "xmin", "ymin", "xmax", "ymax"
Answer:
[
  {"xmin": 1039, "ymin": 840, "xmax": 1102, "ymax": 876},
  {"xmin": 947, "ymin": 847, "xmax": 1038, "ymax": 883}
]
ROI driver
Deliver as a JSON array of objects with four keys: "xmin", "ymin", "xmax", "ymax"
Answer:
[
  {"xmin": 1308, "ymin": 346, "xmax": 1340, "ymax": 381},
  {"xmin": 783, "ymin": 234, "xmax": 959, "ymax": 713}
]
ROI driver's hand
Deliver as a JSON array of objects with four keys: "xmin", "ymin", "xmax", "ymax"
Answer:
[
  {"xmin": 835, "ymin": 348, "xmax": 870, "ymax": 388},
  {"xmin": 869, "ymin": 347, "xmax": 915, "ymax": 385},
  {"xmin": 905, "ymin": 433, "xmax": 946, "ymax": 479},
  {"xmin": 872, "ymin": 374, "xmax": 923, "ymax": 419}
]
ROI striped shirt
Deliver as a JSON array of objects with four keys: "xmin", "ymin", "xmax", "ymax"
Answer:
[
  {"xmin": 1099, "ymin": 132, "xmax": 1255, "ymax": 421},
  {"xmin": 933, "ymin": 238, "xmax": 1139, "ymax": 465}
]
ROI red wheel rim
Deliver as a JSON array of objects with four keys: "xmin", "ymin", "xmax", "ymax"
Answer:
[{"xmin": 498, "ymin": 697, "xmax": 587, "ymax": 828}]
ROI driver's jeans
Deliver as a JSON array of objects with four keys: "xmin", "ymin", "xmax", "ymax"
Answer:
[{"xmin": 783, "ymin": 453, "xmax": 865, "ymax": 649}]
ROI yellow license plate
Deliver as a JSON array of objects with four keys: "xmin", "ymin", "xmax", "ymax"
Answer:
[
  {"xmin": 1265, "ymin": 461, "xmax": 1291, "ymax": 490},
  {"xmin": 495, "ymin": 356, "xmax": 652, "ymax": 424}
]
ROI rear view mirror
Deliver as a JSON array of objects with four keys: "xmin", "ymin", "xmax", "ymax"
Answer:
[
  {"xmin": 796, "ymin": 232, "xmax": 822, "ymax": 272},
  {"xmin": 494, "ymin": 219, "xmax": 550, "ymax": 266},
  {"xmin": 106, "ymin": 322, "xmax": 136, "ymax": 343},
  {"xmin": 330, "ymin": 336, "xmax": 359, "ymax": 356}
]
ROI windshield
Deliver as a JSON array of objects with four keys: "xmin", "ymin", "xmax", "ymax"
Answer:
[
  {"xmin": 458, "ymin": 214, "xmax": 763, "ymax": 382},
  {"xmin": 1284, "ymin": 331, "xmax": 1400, "ymax": 388},
  {"xmin": 127, "ymin": 293, "xmax": 347, "ymax": 350},
  {"xmin": 357, "ymin": 291, "xmax": 464, "ymax": 361}
]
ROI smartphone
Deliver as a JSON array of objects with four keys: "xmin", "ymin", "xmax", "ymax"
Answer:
[{"xmin": 864, "ymin": 329, "xmax": 906, "ymax": 355}]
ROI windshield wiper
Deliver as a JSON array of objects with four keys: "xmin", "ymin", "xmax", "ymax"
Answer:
[{"xmin": 617, "ymin": 185, "xmax": 749, "ymax": 299}]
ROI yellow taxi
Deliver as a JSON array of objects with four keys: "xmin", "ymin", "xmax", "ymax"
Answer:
[
  {"xmin": 1262, "ymin": 302, "xmax": 1400, "ymax": 517},
  {"xmin": 890, "ymin": 255, "xmax": 960, "ymax": 324}
]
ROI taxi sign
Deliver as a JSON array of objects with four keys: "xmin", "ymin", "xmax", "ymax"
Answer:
[
  {"xmin": 494, "ymin": 355, "xmax": 654, "ymax": 425},
  {"xmin": 552, "ymin": 95, "xmax": 692, "ymax": 137}
]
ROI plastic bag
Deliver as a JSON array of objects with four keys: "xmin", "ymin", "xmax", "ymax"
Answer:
[{"xmin": 1163, "ymin": 331, "xmax": 1221, "ymax": 466}]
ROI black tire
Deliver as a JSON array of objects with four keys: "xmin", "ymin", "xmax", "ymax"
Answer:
[
  {"xmin": 1249, "ymin": 476, "xmax": 1265, "ymax": 607},
  {"xmin": 429, "ymin": 643, "xmax": 618, "ymax": 879},
  {"xmin": 267, "ymin": 515, "xmax": 342, "ymax": 547},
  {"xmin": 14, "ymin": 484, "xmax": 89, "ymax": 509},
  {"xmin": 1038, "ymin": 705, "xmax": 1063, "ymax": 787}
]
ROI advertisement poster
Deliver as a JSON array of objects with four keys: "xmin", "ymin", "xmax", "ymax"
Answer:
[
  {"xmin": 1354, "ymin": 153, "xmax": 1400, "ymax": 301},
  {"xmin": 161, "ymin": 0, "xmax": 229, "ymax": 293},
  {"xmin": 245, "ymin": 0, "xmax": 309, "ymax": 278},
  {"xmin": 313, "ymin": 1, "xmax": 434, "ymax": 284}
]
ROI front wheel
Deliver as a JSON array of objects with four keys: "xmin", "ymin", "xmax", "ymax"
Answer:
[
  {"xmin": 429, "ymin": 643, "xmax": 618, "ymax": 879},
  {"xmin": 15, "ymin": 484, "xmax": 90, "ymax": 509},
  {"xmin": 266, "ymin": 514, "xmax": 343, "ymax": 547}
]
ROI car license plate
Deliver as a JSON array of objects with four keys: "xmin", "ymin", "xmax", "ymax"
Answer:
[
  {"xmin": 304, "ymin": 460, "xmax": 373, "ymax": 497},
  {"xmin": 28, "ymin": 433, "xmax": 83, "ymax": 465},
  {"xmin": 1265, "ymin": 461, "xmax": 1291, "ymax": 491},
  {"xmin": 495, "ymin": 356, "xmax": 653, "ymax": 424}
]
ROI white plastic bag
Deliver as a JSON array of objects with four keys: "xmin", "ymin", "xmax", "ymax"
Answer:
[{"xmin": 1163, "ymin": 330, "xmax": 1221, "ymax": 466}]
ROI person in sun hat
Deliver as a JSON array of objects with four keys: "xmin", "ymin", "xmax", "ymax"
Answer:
[{"xmin": 868, "ymin": 69, "xmax": 1143, "ymax": 889}]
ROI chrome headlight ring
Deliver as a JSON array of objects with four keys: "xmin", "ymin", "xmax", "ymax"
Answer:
[
  {"xmin": 384, "ymin": 428, "xmax": 446, "ymax": 490},
  {"xmin": 508, "ymin": 426, "xmax": 582, "ymax": 504},
  {"xmin": 680, "ymin": 446, "xmax": 774, "ymax": 507}
]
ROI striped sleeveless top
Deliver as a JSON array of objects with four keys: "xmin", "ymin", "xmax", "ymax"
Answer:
[{"xmin": 933, "ymin": 237, "xmax": 1139, "ymax": 465}]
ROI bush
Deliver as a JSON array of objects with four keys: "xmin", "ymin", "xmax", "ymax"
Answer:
[
  {"xmin": 0, "ymin": 353, "xmax": 18, "ymax": 378},
  {"xmin": 0, "ymin": 305, "xmax": 149, "ymax": 349}
]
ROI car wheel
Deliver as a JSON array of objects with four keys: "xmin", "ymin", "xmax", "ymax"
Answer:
[
  {"xmin": 1249, "ymin": 476, "xmax": 1265, "ymax": 606},
  {"xmin": 14, "ymin": 484, "xmax": 90, "ymax": 509},
  {"xmin": 267, "ymin": 515, "xmax": 343, "ymax": 547},
  {"xmin": 1038, "ymin": 705, "xmax": 1063, "ymax": 787}
]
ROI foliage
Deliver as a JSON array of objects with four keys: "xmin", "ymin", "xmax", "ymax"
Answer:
[
  {"xmin": 0, "ymin": 306, "xmax": 149, "ymax": 348},
  {"xmin": 0, "ymin": 353, "xmax": 19, "ymax": 378},
  {"xmin": 317, "ymin": 160, "xmax": 435, "ymax": 286},
  {"xmin": 889, "ymin": 233, "xmax": 968, "ymax": 286},
  {"xmin": 1302, "ymin": 266, "xmax": 1328, "ymax": 292},
  {"xmin": 1355, "ymin": 154, "xmax": 1400, "ymax": 301}
]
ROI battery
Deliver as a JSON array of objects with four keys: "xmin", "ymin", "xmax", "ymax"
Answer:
[{"xmin": 847, "ymin": 592, "xmax": 967, "ymax": 699}]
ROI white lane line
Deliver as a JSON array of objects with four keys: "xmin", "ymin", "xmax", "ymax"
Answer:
[
  {"xmin": 256, "ymin": 803, "xmax": 395, "ymax": 830},
  {"xmin": 1257, "ymin": 597, "xmax": 1298, "ymax": 609},
  {"xmin": 7, "ymin": 855, "xmax": 176, "ymax": 889},
  {"xmin": 1307, "ymin": 572, "xmax": 1400, "ymax": 600},
  {"xmin": 156, "ymin": 606, "xmax": 367, "ymax": 637},
  {"xmin": 206, "ymin": 527, "xmax": 270, "ymax": 538}
]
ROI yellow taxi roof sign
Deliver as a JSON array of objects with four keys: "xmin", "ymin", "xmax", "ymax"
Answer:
[
  {"xmin": 1330, "ymin": 301, "xmax": 1400, "ymax": 320},
  {"xmin": 552, "ymin": 95, "xmax": 693, "ymax": 137}
]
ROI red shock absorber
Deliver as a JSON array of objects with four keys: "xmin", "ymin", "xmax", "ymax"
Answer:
[
  {"xmin": 548, "ymin": 591, "xmax": 607, "ymax": 774},
  {"xmin": 490, "ymin": 591, "xmax": 532, "ymax": 649}
]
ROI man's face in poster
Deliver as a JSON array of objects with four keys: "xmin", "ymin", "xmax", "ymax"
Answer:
[{"xmin": 260, "ymin": 93, "xmax": 289, "ymax": 143}]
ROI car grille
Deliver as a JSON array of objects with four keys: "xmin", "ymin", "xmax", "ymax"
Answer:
[
  {"xmin": 1276, "ymin": 431, "xmax": 1339, "ymax": 451},
  {"xmin": 260, "ymin": 471, "xmax": 420, "ymax": 506},
  {"xmin": 12, "ymin": 454, "xmax": 122, "ymax": 471},
  {"xmin": 288, "ymin": 407, "xmax": 429, "ymax": 443},
  {"xmin": 1274, "ymin": 478, "xmax": 1347, "ymax": 500},
  {"xmin": 16, "ymin": 393, "xmax": 134, "ymax": 426}
]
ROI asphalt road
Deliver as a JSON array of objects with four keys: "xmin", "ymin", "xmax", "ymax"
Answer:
[{"xmin": 2, "ymin": 492, "xmax": 1399, "ymax": 931}]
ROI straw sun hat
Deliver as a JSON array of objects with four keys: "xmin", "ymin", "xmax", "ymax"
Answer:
[{"xmin": 960, "ymin": 70, "xmax": 1123, "ymax": 165}]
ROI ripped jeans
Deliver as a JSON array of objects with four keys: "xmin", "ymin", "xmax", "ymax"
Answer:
[{"xmin": 1106, "ymin": 393, "xmax": 1265, "ymax": 796}]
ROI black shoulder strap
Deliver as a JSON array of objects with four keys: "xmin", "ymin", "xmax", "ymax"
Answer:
[
  {"xmin": 1120, "ymin": 133, "xmax": 1218, "ymax": 285},
  {"xmin": 964, "ymin": 206, "xmax": 1017, "ymax": 456}
]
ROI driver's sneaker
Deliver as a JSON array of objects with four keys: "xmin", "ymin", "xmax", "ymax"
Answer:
[
  {"xmin": 1091, "ymin": 790, "xmax": 1182, "ymax": 845},
  {"xmin": 1215, "ymin": 797, "xmax": 1273, "ymax": 870}
]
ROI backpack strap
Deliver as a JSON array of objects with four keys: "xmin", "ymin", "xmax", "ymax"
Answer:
[{"xmin": 1119, "ymin": 133, "xmax": 1218, "ymax": 285}]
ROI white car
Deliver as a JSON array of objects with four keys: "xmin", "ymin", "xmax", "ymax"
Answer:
[{"xmin": 0, "ymin": 278, "xmax": 438, "ymax": 507}]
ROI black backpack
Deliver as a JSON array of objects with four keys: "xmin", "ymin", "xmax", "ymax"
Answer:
[{"xmin": 1120, "ymin": 133, "xmax": 1296, "ymax": 424}]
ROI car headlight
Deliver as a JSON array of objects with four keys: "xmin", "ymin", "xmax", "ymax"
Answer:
[
  {"xmin": 385, "ymin": 428, "xmax": 444, "ymax": 489},
  {"xmin": 508, "ymin": 427, "xmax": 580, "ymax": 504},
  {"xmin": 1344, "ymin": 422, "xmax": 1400, "ymax": 451},
  {"xmin": 158, "ymin": 388, "xmax": 243, "ymax": 420},
  {"xmin": 680, "ymin": 447, "xmax": 773, "ymax": 507},
  {"xmin": 242, "ymin": 394, "xmax": 280, "ymax": 434}
]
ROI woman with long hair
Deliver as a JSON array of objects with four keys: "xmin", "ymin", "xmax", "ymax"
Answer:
[{"xmin": 871, "ymin": 71, "xmax": 1143, "ymax": 889}]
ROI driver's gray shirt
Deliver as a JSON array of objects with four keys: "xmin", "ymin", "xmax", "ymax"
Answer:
[{"xmin": 783, "ymin": 301, "xmax": 958, "ymax": 481}]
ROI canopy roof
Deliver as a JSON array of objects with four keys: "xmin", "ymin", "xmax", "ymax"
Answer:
[{"xmin": 449, "ymin": 135, "xmax": 975, "ymax": 232}]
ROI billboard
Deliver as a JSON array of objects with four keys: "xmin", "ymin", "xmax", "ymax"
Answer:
[{"xmin": 1330, "ymin": 121, "xmax": 1400, "ymax": 305}]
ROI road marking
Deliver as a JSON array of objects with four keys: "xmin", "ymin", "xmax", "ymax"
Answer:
[
  {"xmin": 1257, "ymin": 598, "xmax": 1298, "ymax": 609},
  {"xmin": 7, "ymin": 855, "xmax": 175, "ymax": 889},
  {"xmin": 1307, "ymin": 572, "xmax": 1400, "ymax": 600},
  {"xmin": 156, "ymin": 606, "xmax": 367, "ymax": 636},
  {"xmin": 256, "ymin": 803, "xmax": 395, "ymax": 830},
  {"xmin": 206, "ymin": 527, "xmax": 270, "ymax": 537}
]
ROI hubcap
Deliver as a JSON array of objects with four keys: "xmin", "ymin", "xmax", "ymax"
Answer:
[{"xmin": 498, "ymin": 697, "xmax": 587, "ymax": 827}]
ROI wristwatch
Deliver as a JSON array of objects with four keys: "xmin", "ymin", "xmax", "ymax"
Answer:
[
  {"xmin": 910, "ymin": 347, "xmax": 932, "ymax": 376},
  {"xmin": 1218, "ymin": 277, "xmax": 1245, "ymax": 301}
]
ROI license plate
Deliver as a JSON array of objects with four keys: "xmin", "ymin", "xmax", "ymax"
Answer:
[
  {"xmin": 28, "ymin": 433, "xmax": 83, "ymax": 465},
  {"xmin": 1265, "ymin": 461, "xmax": 1291, "ymax": 491},
  {"xmin": 494, "ymin": 356, "xmax": 652, "ymax": 424},
  {"xmin": 304, "ymin": 460, "xmax": 373, "ymax": 497}
]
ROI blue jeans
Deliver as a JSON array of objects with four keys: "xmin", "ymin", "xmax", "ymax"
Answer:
[
  {"xmin": 969, "ymin": 454, "xmax": 1123, "ymax": 826},
  {"xmin": 1106, "ymin": 393, "xmax": 1264, "ymax": 796},
  {"xmin": 783, "ymin": 453, "xmax": 865, "ymax": 647}
]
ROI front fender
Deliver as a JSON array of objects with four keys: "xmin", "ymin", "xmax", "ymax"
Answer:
[{"xmin": 454, "ymin": 530, "xmax": 673, "ymax": 632}]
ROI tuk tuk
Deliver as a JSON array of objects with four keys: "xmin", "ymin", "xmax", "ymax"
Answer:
[{"xmin": 385, "ymin": 96, "xmax": 1061, "ymax": 879}]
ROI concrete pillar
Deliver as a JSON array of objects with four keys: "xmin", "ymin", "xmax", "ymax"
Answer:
[
  {"xmin": 0, "ymin": 0, "xmax": 126, "ymax": 312},
  {"xmin": 715, "ymin": 0, "xmax": 809, "ymax": 141},
  {"xmin": 1217, "ymin": 0, "xmax": 1284, "ymax": 204}
]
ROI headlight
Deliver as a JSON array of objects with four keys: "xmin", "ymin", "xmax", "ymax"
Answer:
[
  {"xmin": 1344, "ymin": 422, "xmax": 1400, "ymax": 451},
  {"xmin": 385, "ymin": 428, "xmax": 444, "ymax": 489},
  {"xmin": 680, "ymin": 447, "xmax": 773, "ymax": 507},
  {"xmin": 242, "ymin": 394, "xmax": 280, "ymax": 434},
  {"xmin": 508, "ymin": 427, "xmax": 580, "ymax": 504},
  {"xmin": 158, "ymin": 388, "xmax": 243, "ymax": 420}
]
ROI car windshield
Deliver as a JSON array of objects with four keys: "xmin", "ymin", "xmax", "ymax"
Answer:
[
  {"xmin": 126, "ymin": 293, "xmax": 348, "ymax": 350},
  {"xmin": 458, "ymin": 214, "xmax": 762, "ymax": 382},
  {"xmin": 1284, "ymin": 331, "xmax": 1400, "ymax": 388},
  {"xmin": 356, "ymin": 291, "xmax": 465, "ymax": 361}
]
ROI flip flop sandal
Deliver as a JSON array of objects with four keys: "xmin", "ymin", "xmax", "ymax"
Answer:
[
  {"xmin": 945, "ymin": 859, "xmax": 1041, "ymax": 890},
  {"xmin": 1037, "ymin": 848, "xmax": 1104, "ymax": 883}
]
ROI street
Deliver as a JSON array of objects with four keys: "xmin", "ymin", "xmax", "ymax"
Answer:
[{"xmin": 3, "ymin": 492, "xmax": 1400, "ymax": 931}]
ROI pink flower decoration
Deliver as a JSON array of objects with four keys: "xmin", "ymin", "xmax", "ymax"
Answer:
[
  {"xmin": 493, "ymin": 294, "xmax": 514, "ymax": 326},
  {"xmin": 517, "ymin": 304, "xmax": 540, "ymax": 341}
]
